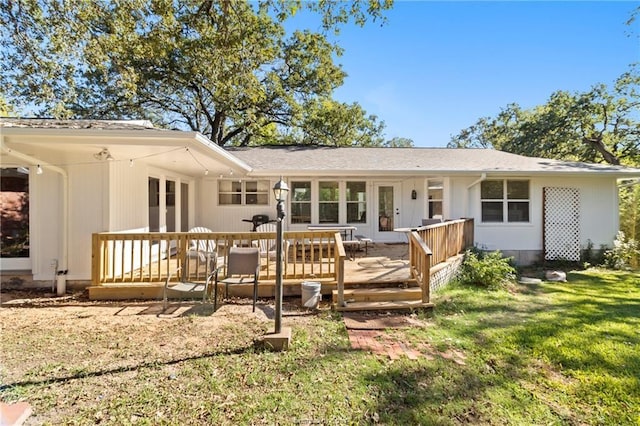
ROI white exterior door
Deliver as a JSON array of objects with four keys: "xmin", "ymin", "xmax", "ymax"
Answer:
[{"xmin": 374, "ymin": 182, "xmax": 401, "ymax": 242}]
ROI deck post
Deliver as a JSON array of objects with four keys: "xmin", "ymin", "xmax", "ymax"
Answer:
[
  {"xmin": 91, "ymin": 233, "xmax": 100, "ymax": 286},
  {"xmin": 335, "ymin": 233, "xmax": 346, "ymax": 307},
  {"xmin": 422, "ymin": 250, "xmax": 431, "ymax": 304}
]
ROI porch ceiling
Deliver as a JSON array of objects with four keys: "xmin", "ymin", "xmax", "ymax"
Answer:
[{"xmin": 0, "ymin": 131, "xmax": 251, "ymax": 177}]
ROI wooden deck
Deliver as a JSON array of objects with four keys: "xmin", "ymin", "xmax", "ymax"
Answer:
[
  {"xmin": 88, "ymin": 219, "xmax": 474, "ymax": 310},
  {"xmin": 343, "ymin": 243, "xmax": 411, "ymax": 285},
  {"xmin": 88, "ymin": 242, "xmax": 413, "ymax": 300}
]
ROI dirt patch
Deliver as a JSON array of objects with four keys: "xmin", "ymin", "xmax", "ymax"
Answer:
[
  {"xmin": 0, "ymin": 289, "xmax": 336, "ymax": 424},
  {"xmin": 342, "ymin": 312, "xmax": 424, "ymax": 330},
  {"xmin": 0, "ymin": 289, "xmax": 324, "ymax": 382}
]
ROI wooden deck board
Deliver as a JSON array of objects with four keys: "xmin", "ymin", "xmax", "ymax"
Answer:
[
  {"xmin": 89, "ymin": 243, "xmax": 414, "ymax": 300},
  {"xmin": 332, "ymin": 287, "xmax": 422, "ymax": 303},
  {"xmin": 335, "ymin": 300, "xmax": 434, "ymax": 312}
]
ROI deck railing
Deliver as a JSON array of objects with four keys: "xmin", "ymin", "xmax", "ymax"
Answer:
[
  {"xmin": 92, "ymin": 219, "xmax": 474, "ymax": 306},
  {"xmin": 92, "ymin": 230, "xmax": 345, "ymax": 286},
  {"xmin": 407, "ymin": 218, "xmax": 475, "ymax": 304}
]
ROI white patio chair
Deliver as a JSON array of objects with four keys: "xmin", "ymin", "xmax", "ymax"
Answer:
[
  {"xmin": 187, "ymin": 226, "xmax": 216, "ymax": 262},
  {"xmin": 252, "ymin": 222, "xmax": 289, "ymax": 266}
]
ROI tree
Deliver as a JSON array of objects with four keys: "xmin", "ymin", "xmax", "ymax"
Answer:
[
  {"xmin": 448, "ymin": 67, "xmax": 640, "ymax": 166},
  {"xmin": 0, "ymin": 94, "xmax": 14, "ymax": 116},
  {"xmin": 284, "ymin": 98, "xmax": 386, "ymax": 146},
  {"xmin": 384, "ymin": 137, "xmax": 414, "ymax": 147},
  {"xmin": 449, "ymin": 66, "xmax": 640, "ymax": 243},
  {"xmin": 0, "ymin": 0, "xmax": 392, "ymax": 147}
]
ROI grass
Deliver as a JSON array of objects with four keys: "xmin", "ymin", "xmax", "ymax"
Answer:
[{"xmin": 1, "ymin": 269, "xmax": 639, "ymax": 425}]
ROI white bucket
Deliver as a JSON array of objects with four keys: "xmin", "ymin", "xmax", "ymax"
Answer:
[
  {"xmin": 301, "ymin": 281, "xmax": 322, "ymax": 309},
  {"xmin": 56, "ymin": 275, "xmax": 66, "ymax": 296}
]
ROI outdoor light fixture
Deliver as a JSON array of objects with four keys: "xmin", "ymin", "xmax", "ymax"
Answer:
[
  {"xmin": 411, "ymin": 189, "xmax": 417, "ymax": 200},
  {"xmin": 36, "ymin": 165, "xmax": 43, "ymax": 175},
  {"xmin": 272, "ymin": 177, "xmax": 289, "ymax": 334},
  {"xmin": 273, "ymin": 178, "xmax": 289, "ymax": 206}
]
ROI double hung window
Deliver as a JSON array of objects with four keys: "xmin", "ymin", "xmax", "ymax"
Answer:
[
  {"xmin": 319, "ymin": 181, "xmax": 339, "ymax": 223},
  {"xmin": 291, "ymin": 181, "xmax": 312, "ymax": 224},
  {"xmin": 346, "ymin": 182, "xmax": 367, "ymax": 223},
  {"xmin": 218, "ymin": 180, "xmax": 269, "ymax": 205},
  {"xmin": 481, "ymin": 180, "xmax": 530, "ymax": 223}
]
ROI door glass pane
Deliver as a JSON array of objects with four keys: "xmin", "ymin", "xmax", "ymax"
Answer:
[
  {"xmin": 1, "ymin": 168, "xmax": 30, "ymax": 258},
  {"xmin": 378, "ymin": 186, "xmax": 394, "ymax": 231},
  {"xmin": 166, "ymin": 180, "xmax": 176, "ymax": 232},
  {"xmin": 429, "ymin": 201, "xmax": 443, "ymax": 218},
  {"xmin": 428, "ymin": 179, "xmax": 443, "ymax": 218},
  {"xmin": 181, "ymin": 183, "xmax": 188, "ymax": 231},
  {"xmin": 148, "ymin": 177, "xmax": 160, "ymax": 232}
]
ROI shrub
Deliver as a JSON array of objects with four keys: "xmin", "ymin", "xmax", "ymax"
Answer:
[
  {"xmin": 581, "ymin": 239, "xmax": 606, "ymax": 268},
  {"xmin": 458, "ymin": 249, "xmax": 516, "ymax": 289},
  {"xmin": 604, "ymin": 231, "xmax": 640, "ymax": 270}
]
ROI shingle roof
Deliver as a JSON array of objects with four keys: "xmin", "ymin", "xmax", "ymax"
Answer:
[
  {"xmin": 227, "ymin": 146, "xmax": 640, "ymax": 176},
  {"xmin": 0, "ymin": 118, "xmax": 159, "ymax": 131}
]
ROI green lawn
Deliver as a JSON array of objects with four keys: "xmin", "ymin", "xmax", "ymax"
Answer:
[{"xmin": 1, "ymin": 269, "xmax": 639, "ymax": 425}]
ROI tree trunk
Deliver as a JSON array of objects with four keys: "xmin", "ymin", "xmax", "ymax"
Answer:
[{"xmin": 584, "ymin": 137, "xmax": 620, "ymax": 165}]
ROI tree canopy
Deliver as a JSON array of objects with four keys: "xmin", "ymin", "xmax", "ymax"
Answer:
[
  {"xmin": 448, "ymin": 67, "xmax": 640, "ymax": 167},
  {"xmin": 0, "ymin": 0, "xmax": 393, "ymax": 147},
  {"xmin": 448, "ymin": 66, "xmax": 640, "ymax": 243}
]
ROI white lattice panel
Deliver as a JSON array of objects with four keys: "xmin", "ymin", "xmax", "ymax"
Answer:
[{"xmin": 544, "ymin": 187, "xmax": 580, "ymax": 261}]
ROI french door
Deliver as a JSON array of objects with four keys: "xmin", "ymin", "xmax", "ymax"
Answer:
[{"xmin": 373, "ymin": 182, "xmax": 400, "ymax": 242}]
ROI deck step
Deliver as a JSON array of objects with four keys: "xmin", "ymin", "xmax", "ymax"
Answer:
[
  {"xmin": 335, "ymin": 300, "xmax": 434, "ymax": 312},
  {"xmin": 331, "ymin": 287, "xmax": 423, "ymax": 303}
]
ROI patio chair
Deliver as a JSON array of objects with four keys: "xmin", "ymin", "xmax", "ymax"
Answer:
[
  {"xmin": 163, "ymin": 251, "xmax": 217, "ymax": 310},
  {"xmin": 252, "ymin": 222, "xmax": 289, "ymax": 266},
  {"xmin": 214, "ymin": 247, "xmax": 260, "ymax": 312},
  {"xmin": 187, "ymin": 226, "xmax": 216, "ymax": 261}
]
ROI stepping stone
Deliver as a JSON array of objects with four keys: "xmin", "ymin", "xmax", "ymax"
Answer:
[{"xmin": 0, "ymin": 401, "xmax": 32, "ymax": 426}]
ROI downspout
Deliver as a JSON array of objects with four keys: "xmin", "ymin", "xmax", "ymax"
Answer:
[
  {"xmin": 1, "ymin": 141, "xmax": 69, "ymax": 295},
  {"xmin": 466, "ymin": 172, "xmax": 487, "ymax": 190},
  {"xmin": 465, "ymin": 173, "xmax": 487, "ymax": 217}
]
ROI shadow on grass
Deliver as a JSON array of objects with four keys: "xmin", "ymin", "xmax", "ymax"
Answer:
[
  {"xmin": 354, "ymin": 271, "xmax": 640, "ymax": 424},
  {"xmin": 0, "ymin": 343, "xmax": 257, "ymax": 392}
]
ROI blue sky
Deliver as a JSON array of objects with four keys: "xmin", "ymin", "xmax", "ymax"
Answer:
[{"xmin": 312, "ymin": 1, "xmax": 639, "ymax": 147}]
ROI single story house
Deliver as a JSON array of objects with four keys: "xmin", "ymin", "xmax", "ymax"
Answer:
[{"xmin": 2, "ymin": 118, "xmax": 639, "ymax": 288}]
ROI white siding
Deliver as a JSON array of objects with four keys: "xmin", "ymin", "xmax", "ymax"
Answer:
[
  {"xmin": 460, "ymin": 175, "xmax": 619, "ymax": 253},
  {"xmin": 31, "ymin": 171, "xmax": 63, "ymax": 280},
  {"xmin": 399, "ymin": 177, "xmax": 426, "ymax": 228},
  {"xmin": 66, "ymin": 163, "xmax": 107, "ymax": 280},
  {"xmin": 200, "ymin": 178, "xmax": 277, "ymax": 232},
  {"xmin": 109, "ymin": 161, "xmax": 149, "ymax": 231}
]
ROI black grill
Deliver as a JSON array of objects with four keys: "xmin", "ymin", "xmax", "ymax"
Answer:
[{"xmin": 242, "ymin": 214, "xmax": 270, "ymax": 231}]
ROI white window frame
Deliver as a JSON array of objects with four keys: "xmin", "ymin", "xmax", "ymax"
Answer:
[
  {"xmin": 288, "ymin": 179, "xmax": 369, "ymax": 225},
  {"xmin": 480, "ymin": 179, "xmax": 530, "ymax": 223},
  {"xmin": 427, "ymin": 179, "xmax": 444, "ymax": 219},
  {"xmin": 318, "ymin": 180, "xmax": 340, "ymax": 224},
  {"xmin": 290, "ymin": 181, "xmax": 312, "ymax": 224},
  {"xmin": 346, "ymin": 181, "xmax": 367, "ymax": 224},
  {"xmin": 218, "ymin": 179, "xmax": 270, "ymax": 206}
]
